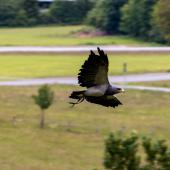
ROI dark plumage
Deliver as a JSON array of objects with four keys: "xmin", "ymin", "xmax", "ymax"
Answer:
[{"xmin": 69, "ymin": 47, "xmax": 124, "ymax": 108}]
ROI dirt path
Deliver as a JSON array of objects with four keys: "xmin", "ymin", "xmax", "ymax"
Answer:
[
  {"xmin": 0, "ymin": 73, "xmax": 170, "ymax": 92},
  {"xmin": 0, "ymin": 45, "xmax": 170, "ymax": 53}
]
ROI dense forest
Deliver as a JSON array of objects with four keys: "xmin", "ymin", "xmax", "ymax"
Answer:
[{"xmin": 0, "ymin": 0, "xmax": 169, "ymax": 44}]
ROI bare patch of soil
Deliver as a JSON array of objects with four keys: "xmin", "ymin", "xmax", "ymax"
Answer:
[{"xmin": 75, "ymin": 30, "xmax": 107, "ymax": 38}]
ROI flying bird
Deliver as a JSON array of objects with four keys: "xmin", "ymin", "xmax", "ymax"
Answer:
[{"xmin": 69, "ymin": 47, "xmax": 124, "ymax": 108}]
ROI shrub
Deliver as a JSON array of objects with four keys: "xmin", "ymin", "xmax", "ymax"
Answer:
[
  {"xmin": 32, "ymin": 85, "xmax": 54, "ymax": 128},
  {"xmin": 104, "ymin": 131, "xmax": 170, "ymax": 170},
  {"xmin": 143, "ymin": 137, "xmax": 170, "ymax": 170},
  {"xmin": 104, "ymin": 131, "xmax": 140, "ymax": 170}
]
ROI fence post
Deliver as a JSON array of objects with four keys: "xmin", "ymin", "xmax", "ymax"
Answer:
[
  {"xmin": 123, "ymin": 62, "xmax": 128, "ymax": 85},
  {"xmin": 123, "ymin": 62, "xmax": 128, "ymax": 74}
]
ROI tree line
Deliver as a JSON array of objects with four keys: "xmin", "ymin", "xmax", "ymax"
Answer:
[
  {"xmin": 0, "ymin": 0, "xmax": 93, "ymax": 26},
  {"xmin": 0, "ymin": 0, "xmax": 170, "ymax": 44},
  {"xmin": 86, "ymin": 0, "xmax": 170, "ymax": 44}
]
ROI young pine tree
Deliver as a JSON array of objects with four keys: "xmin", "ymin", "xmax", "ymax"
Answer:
[{"xmin": 32, "ymin": 85, "xmax": 54, "ymax": 128}]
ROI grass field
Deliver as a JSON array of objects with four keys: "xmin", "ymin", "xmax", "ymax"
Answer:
[
  {"xmin": 130, "ymin": 80, "xmax": 170, "ymax": 88},
  {"xmin": 0, "ymin": 53, "xmax": 170, "ymax": 80},
  {"xmin": 0, "ymin": 85, "xmax": 169, "ymax": 170},
  {"xmin": 1, "ymin": 24, "xmax": 169, "ymax": 170},
  {"xmin": 0, "ymin": 25, "xmax": 159, "ymax": 46}
]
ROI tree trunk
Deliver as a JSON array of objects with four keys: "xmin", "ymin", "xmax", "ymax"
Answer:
[{"xmin": 40, "ymin": 109, "xmax": 45, "ymax": 128}]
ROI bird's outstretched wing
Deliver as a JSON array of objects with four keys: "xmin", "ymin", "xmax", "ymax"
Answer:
[
  {"xmin": 85, "ymin": 96, "xmax": 122, "ymax": 108},
  {"xmin": 78, "ymin": 47, "xmax": 109, "ymax": 88}
]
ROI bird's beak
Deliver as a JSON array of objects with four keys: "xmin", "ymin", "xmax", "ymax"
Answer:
[{"xmin": 120, "ymin": 88, "xmax": 125, "ymax": 93}]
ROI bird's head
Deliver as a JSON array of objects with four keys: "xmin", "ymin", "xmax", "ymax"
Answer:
[
  {"xmin": 106, "ymin": 85, "xmax": 125, "ymax": 95},
  {"xmin": 115, "ymin": 87, "xmax": 125, "ymax": 94}
]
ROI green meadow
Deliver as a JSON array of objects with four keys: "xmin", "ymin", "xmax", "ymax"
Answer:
[
  {"xmin": 0, "ymin": 85, "xmax": 169, "ymax": 170},
  {"xmin": 0, "ymin": 25, "xmax": 159, "ymax": 46},
  {"xmin": 0, "ymin": 53, "xmax": 169, "ymax": 80},
  {"xmin": 130, "ymin": 80, "xmax": 170, "ymax": 88},
  {"xmin": 0, "ymin": 24, "xmax": 169, "ymax": 170}
]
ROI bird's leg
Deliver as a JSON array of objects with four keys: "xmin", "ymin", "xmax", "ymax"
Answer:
[
  {"xmin": 78, "ymin": 97, "xmax": 85, "ymax": 104},
  {"xmin": 69, "ymin": 97, "xmax": 85, "ymax": 107}
]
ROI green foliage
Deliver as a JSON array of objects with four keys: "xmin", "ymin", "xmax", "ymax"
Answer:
[
  {"xmin": 104, "ymin": 131, "xmax": 170, "ymax": 170},
  {"xmin": 14, "ymin": 10, "xmax": 29, "ymax": 26},
  {"xmin": 86, "ymin": 1, "xmax": 107, "ymax": 30},
  {"xmin": 39, "ymin": 10, "xmax": 53, "ymax": 25},
  {"xmin": 22, "ymin": 0, "xmax": 39, "ymax": 18},
  {"xmin": 120, "ymin": 0, "xmax": 157, "ymax": 38},
  {"xmin": 0, "ymin": 0, "xmax": 19, "ymax": 26},
  {"xmin": 74, "ymin": 0, "xmax": 93, "ymax": 22},
  {"xmin": 50, "ymin": 0, "xmax": 92, "ymax": 24},
  {"xmin": 21, "ymin": 0, "xmax": 39, "ymax": 25},
  {"xmin": 86, "ymin": 0, "xmax": 127, "ymax": 34},
  {"xmin": 50, "ymin": 0, "xmax": 77, "ymax": 24},
  {"xmin": 0, "ymin": 0, "xmax": 93, "ymax": 26},
  {"xmin": 152, "ymin": 0, "xmax": 170, "ymax": 43},
  {"xmin": 32, "ymin": 85, "xmax": 54, "ymax": 110},
  {"xmin": 0, "ymin": 0, "xmax": 39, "ymax": 26},
  {"xmin": 143, "ymin": 137, "xmax": 170, "ymax": 170},
  {"xmin": 104, "ymin": 131, "xmax": 140, "ymax": 170},
  {"xmin": 32, "ymin": 85, "xmax": 54, "ymax": 128}
]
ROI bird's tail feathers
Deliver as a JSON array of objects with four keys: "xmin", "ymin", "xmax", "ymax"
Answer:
[
  {"xmin": 69, "ymin": 90, "xmax": 85, "ymax": 99},
  {"xmin": 69, "ymin": 90, "xmax": 85, "ymax": 107}
]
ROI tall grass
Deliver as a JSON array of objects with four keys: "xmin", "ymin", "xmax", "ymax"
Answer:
[
  {"xmin": 0, "ymin": 25, "xmax": 159, "ymax": 46},
  {"xmin": 0, "ymin": 53, "xmax": 169, "ymax": 79},
  {"xmin": 0, "ymin": 85, "xmax": 169, "ymax": 170}
]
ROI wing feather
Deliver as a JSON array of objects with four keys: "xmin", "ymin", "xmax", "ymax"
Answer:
[
  {"xmin": 78, "ymin": 48, "xmax": 109, "ymax": 88},
  {"xmin": 85, "ymin": 95, "xmax": 122, "ymax": 108}
]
